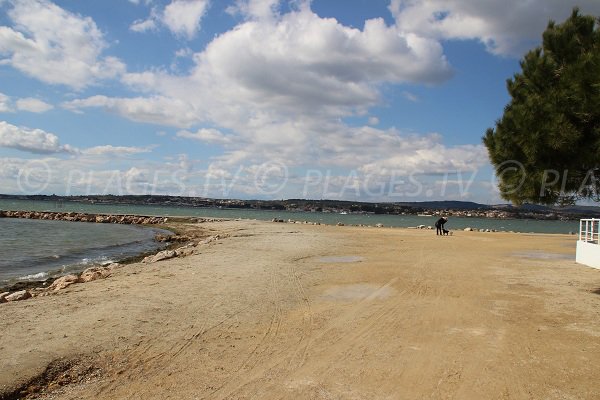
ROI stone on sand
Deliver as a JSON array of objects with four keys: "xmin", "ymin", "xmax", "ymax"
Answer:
[
  {"xmin": 48, "ymin": 274, "xmax": 79, "ymax": 291},
  {"xmin": 79, "ymin": 267, "xmax": 111, "ymax": 283},
  {"xmin": 5, "ymin": 290, "xmax": 31, "ymax": 302},
  {"xmin": 142, "ymin": 250, "xmax": 176, "ymax": 263}
]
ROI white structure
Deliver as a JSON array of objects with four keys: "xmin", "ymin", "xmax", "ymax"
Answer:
[{"xmin": 576, "ymin": 218, "xmax": 600, "ymax": 269}]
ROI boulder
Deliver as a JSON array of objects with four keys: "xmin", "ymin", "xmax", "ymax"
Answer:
[
  {"xmin": 79, "ymin": 267, "xmax": 111, "ymax": 283},
  {"xmin": 5, "ymin": 290, "xmax": 31, "ymax": 302},
  {"xmin": 48, "ymin": 274, "xmax": 79, "ymax": 291},
  {"xmin": 142, "ymin": 250, "xmax": 176, "ymax": 263},
  {"xmin": 375, "ymin": 223, "xmax": 384, "ymax": 228},
  {"xmin": 0, "ymin": 291, "xmax": 10, "ymax": 303},
  {"xmin": 464, "ymin": 227, "xmax": 473, "ymax": 232},
  {"xmin": 105, "ymin": 263, "xmax": 122, "ymax": 271},
  {"xmin": 175, "ymin": 247, "xmax": 195, "ymax": 257},
  {"xmin": 337, "ymin": 222, "xmax": 345, "ymax": 226}
]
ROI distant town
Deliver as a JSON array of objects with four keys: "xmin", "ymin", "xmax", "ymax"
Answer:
[{"xmin": 1, "ymin": 194, "xmax": 599, "ymax": 221}]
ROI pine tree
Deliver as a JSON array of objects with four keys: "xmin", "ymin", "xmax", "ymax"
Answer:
[{"xmin": 484, "ymin": 8, "xmax": 600, "ymax": 205}]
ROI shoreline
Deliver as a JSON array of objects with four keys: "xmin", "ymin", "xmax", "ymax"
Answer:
[
  {"xmin": 0, "ymin": 208, "xmax": 580, "ymax": 296},
  {"xmin": 0, "ymin": 212, "xmax": 223, "ymax": 296}
]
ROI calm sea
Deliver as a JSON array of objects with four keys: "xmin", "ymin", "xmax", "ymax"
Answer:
[
  {"xmin": 0, "ymin": 217, "xmax": 166, "ymax": 286},
  {"xmin": 0, "ymin": 198, "xmax": 583, "ymax": 285}
]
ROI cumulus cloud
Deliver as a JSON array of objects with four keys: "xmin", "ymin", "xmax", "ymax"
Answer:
[
  {"xmin": 0, "ymin": 120, "xmax": 76, "ymax": 154},
  {"xmin": 66, "ymin": 2, "xmax": 486, "ymax": 188},
  {"xmin": 388, "ymin": 0, "xmax": 600, "ymax": 56},
  {"xmin": 82, "ymin": 145, "xmax": 153, "ymax": 156},
  {"xmin": 176, "ymin": 128, "xmax": 231, "ymax": 145},
  {"xmin": 163, "ymin": 0, "xmax": 210, "ymax": 39},
  {"xmin": 16, "ymin": 97, "xmax": 53, "ymax": 113},
  {"xmin": 130, "ymin": 15, "xmax": 158, "ymax": 33},
  {"xmin": 226, "ymin": 0, "xmax": 282, "ymax": 20},
  {"xmin": 129, "ymin": 0, "xmax": 210, "ymax": 39},
  {"xmin": 0, "ymin": 0, "xmax": 125, "ymax": 89},
  {"xmin": 75, "ymin": 3, "xmax": 453, "ymax": 127},
  {"xmin": 62, "ymin": 95, "xmax": 200, "ymax": 128},
  {"xmin": 0, "ymin": 93, "xmax": 13, "ymax": 112}
]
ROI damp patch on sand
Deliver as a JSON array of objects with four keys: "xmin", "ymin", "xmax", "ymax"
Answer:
[
  {"xmin": 512, "ymin": 251, "xmax": 573, "ymax": 260},
  {"xmin": 317, "ymin": 256, "xmax": 364, "ymax": 263},
  {"xmin": 321, "ymin": 283, "xmax": 394, "ymax": 301}
]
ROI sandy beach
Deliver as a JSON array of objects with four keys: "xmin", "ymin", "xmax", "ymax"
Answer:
[{"xmin": 1, "ymin": 220, "xmax": 599, "ymax": 399}]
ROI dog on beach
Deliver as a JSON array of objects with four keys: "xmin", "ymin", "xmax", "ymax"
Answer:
[{"xmin": 442, "ymin": 229, "xmax": 452, "ymax": 236}]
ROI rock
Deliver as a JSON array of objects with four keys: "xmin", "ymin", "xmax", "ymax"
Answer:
[
  {"xmin": 417, "ymin": 225, "xmax": 426, "ymax": 229},
  {"xmin": 175, "ymin": 247, "xmax": 195, "ymax": 257},
  {"xmin": 337, "ymin": 222, "xmax": 345, "ymax": 226},
  {"xmin": 79, "ymin": 267, "xmax": 111, "ymax": 283},
  {"xmin": 464, "ymin": 227, "xmax": 473, "ymax": 232},
  {"xmin": 5, "ymin": 290, "xmax": 31, "ymax": 302},
  {"xmin": 0, "ymin": 292, "xmax": 10, "ymax": 303},
  {"xmin": 28, "ymin": 288, "xmax": 47, "ymax": 297},
  {"xmin": 142, "ymin": 250, "xmax": 176, "ymax": 263},
  {"xmin": 155, "ymin": 234, "xmax": 171, "ymax": 242},
  {"xmin": 427, "ymin": 226, "xmax": 433, "ymax": 230},
  {"xmin": 375, "ymin": 223, "xmax": 384, "ymax": 228},
  {"xmin": 105, "ymin": 263, "xmax": 122, "ymax": 270},
  {"xmin": 48, "ymin": 274, "xmax": 79, "ymax": 291}
]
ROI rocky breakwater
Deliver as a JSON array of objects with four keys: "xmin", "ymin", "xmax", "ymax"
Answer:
[{"xmin": 0, "ymin": 210, "xmax": 168, "ymax": 225}]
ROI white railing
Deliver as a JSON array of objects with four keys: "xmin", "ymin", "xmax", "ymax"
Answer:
[{"xmin": 579, "ymin": 218, "xmax": 600, "ymax": 244}]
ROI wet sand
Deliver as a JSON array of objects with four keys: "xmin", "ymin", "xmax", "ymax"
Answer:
[{"xmin": 1, "ymin": 220, "xmax": 599, "ymax": 399}]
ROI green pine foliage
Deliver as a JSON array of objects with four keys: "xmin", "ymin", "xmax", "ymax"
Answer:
[{"xmin": 484, "ymin": 8, "xmax": 600, "ymax": 205}]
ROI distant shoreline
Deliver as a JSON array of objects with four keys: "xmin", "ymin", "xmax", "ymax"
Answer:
[{"xmin": 0, "ymin": 193, "xmax": 596, "ymax": 221}]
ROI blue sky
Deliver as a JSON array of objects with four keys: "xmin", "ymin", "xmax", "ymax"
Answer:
[{"xmin": 0, "ymin": 0, "xmax": 599, "ymax": 203}]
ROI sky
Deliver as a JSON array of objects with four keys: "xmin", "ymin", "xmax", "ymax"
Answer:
[{"xmin": 1, "ymin": 0, "xmax": 599, "ymax": 204}]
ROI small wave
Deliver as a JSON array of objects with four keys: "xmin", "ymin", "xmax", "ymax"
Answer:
[{"xmin": 18, "ymin": 271, "xmax": 48, "ymax": 281}]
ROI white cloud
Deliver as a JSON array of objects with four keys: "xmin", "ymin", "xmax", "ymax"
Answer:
[
  {"xmin": 176, "ymin": 128, "xmax": 231, "ymax": 145},
  {"xmin": 163, "ymin": 0, "xmax": 210, "ymax": 39},
  {"xmin": 388, "ymin": 0, "xmax": 600, "ymax": 56},
  {"xmin": 368, "ymin": 116, "xmax": 379, "ymax": 126},
  {"xmin": 226, "ymin": 0, "xmax": 282, "ymax": 20},
  {"xmin": 0, "ymin": 93, "xmax": 13, "ymax": 112},
  {"xmin": 82, "ymin": 145, "xmax": 152, "ymax": 156},
  {"xmin": 0, "ymin": 0, "xmax": 125, "ymax": 89},
  {"xmin": 0, "ymin": 120, "xmax": 76, "ymax": 154},
  {"xmin": 62, "ymin": 95, "xmax": 200, "ymax": 128},
  {"xmin": 74, "ymin": 3, "xmax": 452, "ymax": 127},
  {"xmin": 130, "ymin": 16, "xmax": 158, "ymax": 33},
  {"xmin": 130, "ymin": 0, "xmax": 210, "ymax": 39},
  {"xmin": 15, "ymin": 97, "xmax": 53, "ymax": 113},
  {"xmin": 65, "ymin": 3, "xmax": 481, "ymax": 187}
]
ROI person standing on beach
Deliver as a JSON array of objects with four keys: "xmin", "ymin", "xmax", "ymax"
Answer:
[{"xmin": 435, "ymin": 217, "xmax": 447, "ymax": 236}]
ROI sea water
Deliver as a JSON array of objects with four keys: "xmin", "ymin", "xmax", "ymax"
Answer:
[
  {"xmin": 0, "ymin": 218, "xmax": 165, "ymax": 286},
  {"xmin": 0, "ymin": 198, "xmax": 582, "ymax": 234}
]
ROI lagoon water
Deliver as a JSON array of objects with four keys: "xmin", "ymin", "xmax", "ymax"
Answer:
[
  {"xmin": 0, "ymin": 217, "xmax": 164, "ymax": 286},
  {"xmin": 0, "ymin": 198, "xmax": 582, "ymax": 234}
]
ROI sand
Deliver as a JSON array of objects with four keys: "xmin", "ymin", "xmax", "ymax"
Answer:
[{"xmin": 1, "ymin": 220, "xmax": 599, "ymax": 399}]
